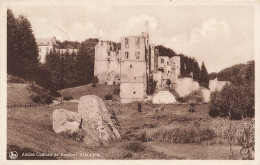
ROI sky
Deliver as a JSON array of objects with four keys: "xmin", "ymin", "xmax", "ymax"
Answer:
[{"xmin": 9, "ymin": 4, "xmax": 255, "ymax": 73}]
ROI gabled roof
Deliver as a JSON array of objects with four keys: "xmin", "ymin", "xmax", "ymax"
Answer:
[{"xmin": 36, "ymin": 38, "xmax": 59, "ymax": 46}]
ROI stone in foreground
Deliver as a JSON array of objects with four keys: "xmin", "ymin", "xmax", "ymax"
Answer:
[
  {"xmin": 78, "ymin": 95, "xmax": 121, "ymax": 146},
  {"xmin": 53, "ymin": 109, "xmax": 81, "ymax": 134}
]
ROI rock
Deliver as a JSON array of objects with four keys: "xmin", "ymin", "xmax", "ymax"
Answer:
[
  {"xmin": 78, "ymin": 95, "xmax": 121, "ymax": 146},
  {"xmin": 53, "ymin": 109, "xmax": 81, "ymax": 134},
  {"xmin": 152, "ymin": 91, "xmax": 176, "ymax": 104}
]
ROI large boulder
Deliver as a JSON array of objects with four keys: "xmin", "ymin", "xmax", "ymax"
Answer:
[
  {"xmin": 53, "ymin": 109, "xmax": 81, "ymax": 134},
  {"xmin": 152, "ymin": 91, "xmax": 176, "ymax": 104},
  {"xmin": 78, "ymin": 95, "xmax": 121, "ymax": 146}
]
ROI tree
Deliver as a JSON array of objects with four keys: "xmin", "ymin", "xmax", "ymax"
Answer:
[
  {"xmin": 199, "ymin": 62, "xmax": 209, "ymax": 88},
  {"xmin": 7, "ymin": 9, "xmax": 40, "ymax": 81},
  {"xmin": 7, "ymin": 9, "xmax": 19, "ymax": 76},
  {"xmin": 17, "ymin": 15, "xmax": 40, "ymax": 80},
  {"xmin": 192, "ymin": 59, "xmax": 201, "ymax": 82}
]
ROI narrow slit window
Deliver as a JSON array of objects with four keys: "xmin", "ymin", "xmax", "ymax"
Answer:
[{"xmin": 125, "ymin": 52, "xmax": 129, "ymax": 59}]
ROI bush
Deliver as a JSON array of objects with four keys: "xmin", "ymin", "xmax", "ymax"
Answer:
[
  {"xmin": 92, "ymin": 76, "xmax": 98, "ymax": 83},
  {"xmin": 104, "ymin": 93, "xmax": 113, "ymax": 100},
  {"xmin": 32, "ymin": 96, "xmax": 40, "ymax": 103},
  {"xmin": 183, "ymin": 90, "xmax": 203, "ymax": 103},
  {"xmin": 92, "ymin": 82, "xmax": 96, "ymax": 87},
  {"xmin": 63, "ymin": 95, "xmax": 73, "ymax": 101},
  {"xmin": 125, "ymin": 141, "xmax": 145, "ymax": 152},
  {"xmin": 209, "ymin": 84, "xmax": 254, "ymax": 120},
  {"xmin": 113, "ymin": 87, "xmax": 120, "ymax": 95},
  {"xmin": 166, "ymin": 79, "xmax": 171, "ymax": 86},
  {"xmin": 28, "ymin": 82, "xmax": 53, "ymax": 104},
  {"xmin": 7, "ymin": 75, "xmax": 27, "ymax": 83}
]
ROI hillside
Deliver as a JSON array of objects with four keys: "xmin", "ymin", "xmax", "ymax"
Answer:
[
  {"xmin": 7, "ymin": 83, "xmax": 33, "ymax": 104},
  {"xmin": 155, "ymin": 45, "xmax": 178, "ymax": 58},
  {"xmin": 209, "ymin": 63, "xmax": 247, "ymax": 81}
]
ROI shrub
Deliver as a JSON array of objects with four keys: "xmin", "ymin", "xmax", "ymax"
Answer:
[
  {"xmin": 92, "ymin": 82, "xmax": 96, "ymax": 87},
  {"xmin": 113, "ymin": 87, "xmax": 120, "ymax": 95},
  {"xmin": 104, "ymin": 93, "xmax": 113, "ymax": 100},
  {"xmin": 139, "ymin": 132, "xmax": 148, "ymax": 142},
  {"xmin": 166, "ymin": 79, "xmax": 171, "ymax": 86},
  {"xmin": 28, "ymin": 82, "xmax": 53, "ymax": 104},
  {"xmin": 91, "ymin": 76, "xmax": 98, "ymax": 83},
  {"xmin": 125, "ymin": 141, "xmax": 145, "ymax": 152},
  {"xmin": 183, "ymin": 90, "xmax": 203, "ymax": 103},
  {"xmin": 237, "ymin": 119, "xmax": 255, "ymax": 159},
  {"xmin": 7, "ymin": 75, "xmax": 27, "ymax": 83},
  {"xmin": 209, "ymin": 84, "xmax": 254, "ymax": 120},
  {"xmin": 63, "ymin": 95, "xmax": 73, "ymax": 101},
  {"xmin": 32, "ymin": 96, "xmax": 40, "ymax": 103}
]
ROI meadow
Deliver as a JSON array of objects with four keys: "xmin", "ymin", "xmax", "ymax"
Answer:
[{"xmin": 7, "ymin": 83, "xmax": 254, "ymax": 160}]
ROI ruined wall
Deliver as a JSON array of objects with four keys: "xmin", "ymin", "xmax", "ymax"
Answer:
[
  {"xmin": 153, "ymin": 71, "xmax": 162, "ymax": 88},
  {"xmin": 158, "ymin": 56, "xmax": 171, "ymax": 80},
  {"xmin": 169, "ymin": 56, "xmax": 181, "ymax": 86},
  {"xmin": 94, "ymin": 41, "xmax": 120, "ymax": 84}
]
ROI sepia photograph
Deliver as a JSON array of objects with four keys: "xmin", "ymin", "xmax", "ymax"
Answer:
[{"xmin": 0, "ymin": 0, "xmax": 259, "ymax": 163}]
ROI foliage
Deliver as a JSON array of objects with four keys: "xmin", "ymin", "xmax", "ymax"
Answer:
[
  {"xmin": 149, "ymin": 122, "xmax": 216, "ymax": 143},
  {"xmin": 104, "ymin": 93, "xmax": 113, "ymax": 100},
  {"xmin": 91, "ymin": 76, "xmax": 98, "ymax": 83},
  {"xmin": 125, "ymin": 141, "xmax": 145, "ymax": 152},
  {"xmin": 237, "ymin": 119, "xmax": 255, "ymax": 160},
  {"xmin": 92, "ymin": 83, "xmax": 96, "ymax": 87},
  {"xmin": 7, "ymin": 75, "xmax": 27, "ymax": 84},
  {"xmin": 56, "ymin": 40, "xmax": 80, "ymax": 49},
  {"xmin": 147, "ymin": 77, "xmax": 157, "ymax": 95},
  {"xmin": 63, "ymin": 95, "xmax": 73, "ymax": 101},
  {"xmin": 183, "ymin": 90, "xmax": 204, "ymax": 103},
  {"xmin": 208, "ymin": 63, "xmax": 247, "ymax": 82},
  {"xmin": 199, "ymin": 62, "xmax": 209, "ymax": 88},
  {"xmin": 209, "ymin": 84, "xmax": 254, "ymax": 120},
  {"xmin": 209, "ymin": 61, "xmax": 254, "ymax": 119},
  {"xmin": 155, "ymin": 45, "xmax": 178, "ymax": 58},
  {"xmin": 7, "ymin": 9, "xmax": 40, "ymax": 81},
  {"xmin": 113, "ymin": 87, "xmax": 120, "ymax": 95},
  {"xmin": 27, "ymin": 82, "xmax": 53, "ymax": 104},
  {"xmin": 166, "ymin": 79, "xmax": 171, "ymax": 86}
]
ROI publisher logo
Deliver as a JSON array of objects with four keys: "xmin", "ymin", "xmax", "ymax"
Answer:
[{"xmin": 9, "ymin": 151, "xmax": 18, "ymax": 160}]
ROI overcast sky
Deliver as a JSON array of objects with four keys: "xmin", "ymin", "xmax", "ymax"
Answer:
[{"xmin": 9, "ymin": 5, "xmax": 254, "ymax": 73}]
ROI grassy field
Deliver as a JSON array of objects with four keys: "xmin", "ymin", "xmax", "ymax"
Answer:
[
  {"xmin": 7, "ymin": 83, "xmax": 32, "ymax": 104},
  {"xmin": 7, "ymin": 100, "xmax": 249, "ymax": 160},
  {"xmin": 7, "ymin": 84, "xmax": 252, "ymax": 160},
  {"xmin": 58, "ymin": 84, "xmax": 119, "ymax": 100}
]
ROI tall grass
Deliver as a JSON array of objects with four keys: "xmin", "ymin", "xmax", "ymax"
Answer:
[{"xmin": 144, "ymin": 119, "xmax": 254, "ymax": 146}]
